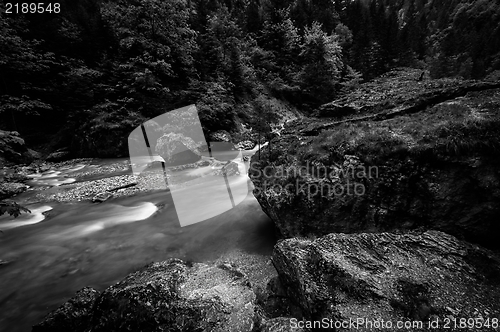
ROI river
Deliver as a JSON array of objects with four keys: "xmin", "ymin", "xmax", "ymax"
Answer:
[{"xmin": 0, "ymin": 152, "xmax": 276, "ymax": 332}]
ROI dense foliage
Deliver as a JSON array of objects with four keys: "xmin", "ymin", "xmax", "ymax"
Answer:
[
  {"xmin": 342, "ymin": 0, "xmax": 500, "ymax": 80},
  {"xmin": 1, "ymin": 0, "xmax": 499, "ymax": 157}
]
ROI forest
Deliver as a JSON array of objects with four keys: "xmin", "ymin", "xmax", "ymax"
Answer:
[
  {"xmin": 2, "ymin": 1, "xmax": 500, "ymax": 331},
  {"xmin": 1, "ymin": 0, "xmax": 500, "ymax": 157}
]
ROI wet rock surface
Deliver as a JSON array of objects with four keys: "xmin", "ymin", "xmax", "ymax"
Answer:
[
  {"xmin": 272, "ymin": 230, "xmax": 500, "ymax": 331},
  {"xmin": 32, "ymin": 287, "xmax": 99, "ymax": 332},
  {"xmin": 33, "ymin": 259, "xmax": 259, "ymax": 332}
]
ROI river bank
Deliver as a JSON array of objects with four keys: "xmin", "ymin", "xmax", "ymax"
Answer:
[{"xmin": 0, "ymin": 151, "xmax": 278, "ymax": 332}]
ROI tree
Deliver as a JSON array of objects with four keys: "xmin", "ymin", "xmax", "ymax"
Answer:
[
  {"xmin": 0, "ymin": 12, "xmax": 55, "ymax": 130},
  {"xmin": 205, "ymin": 6, "xmax": 245, "ymax": 91},
  {"xmin": 101, "ymin": 0, "xmax": 197, "ymax": 85},
  {"xmin": 299, "ymin": 22, "xmax": 343, "ymax": 105},
  {"xmin": 291, "ymin": 0, "xmax": 339, "ymax": 34},
  {"xmin": 246, "ymin": 0, "xmax": 263, "ymax": 34},
  {"xmin": 252, "ymin": 96, "xmax": 280, "ymax": 160},
  {"xmin": 334, "ymin": 23, "xmax": 353, "ymax": 50},
  {"xmin": 258, "ymin": 7, "xmax": 301, "ymax": 90}
]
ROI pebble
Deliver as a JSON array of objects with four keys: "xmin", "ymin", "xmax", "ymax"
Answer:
[{"xmin": 36, "ymin": 175, "xmax": 139, "ymax": 202}]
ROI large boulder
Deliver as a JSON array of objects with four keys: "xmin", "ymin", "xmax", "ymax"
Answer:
[
  {"xmin": 250, "ymin": 85, "xmax": 500, "ymax": 249},
  {"xmin": 251, "ymin": 147, "xmax": 500, "ymax": 248},
  {"xmin": 213, "ymin": 161, "xmax": 240, "ymax": 176},
  {"xmin": 0, "ymin": 130, "xmax": 34, "ymax": 165},
  {"xmin": 209, "ymin": 130, "xmax": 232, "ymax": 142},
  {"xmin": 155, "ymin": 133, "xmax": 202, "ymax": 166},
  {"xmin": 32, "ymin": 287, "xmax": 99, "ymax": 332},
  {"xmin": 236, "ymin": 140, "xmax": 256, "ymax": 150},
  {"xmin": 33, "ymin": 259, "xmax": 257, "ymax": 332},
  {"xmin": 272, "ymin": 231, "xmax": 500, "ymax": 330},
  {"xmin": 258, "ymin": 317, "xmax": 307, "ymax": 332}
]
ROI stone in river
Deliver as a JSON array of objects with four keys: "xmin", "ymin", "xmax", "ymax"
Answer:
[
  {"xmin": 155, "ymin": 133, "xmax": 201, "ymax": 167},
  {"xmin": 33, "ymin": 259, "xmax": 257, "ymax": 332},
  {"xmin": 91, "ymin": 192, "xmax": 113, "ymax": 203},
  {"xmin": 32, "ymin": 287, "xmax": 99, "ymax": 332}
]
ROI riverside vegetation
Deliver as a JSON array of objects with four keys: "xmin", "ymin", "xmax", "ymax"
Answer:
[{"xmin": 1, "ymin": 0, "xmax": 500, "ymax": 331}]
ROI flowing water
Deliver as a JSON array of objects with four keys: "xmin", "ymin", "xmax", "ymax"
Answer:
[{"xmin": 0, "ymin": 154, "xmax": 275, "ymax": 332}]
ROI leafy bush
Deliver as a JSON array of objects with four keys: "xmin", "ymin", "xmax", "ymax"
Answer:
[{"xmin": 0, "ymin": 200, "xmax": 30, "ymax": 218}]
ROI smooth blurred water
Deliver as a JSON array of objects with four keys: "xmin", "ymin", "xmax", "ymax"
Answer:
[{"xmin": 0, "ymin": 158, "xmax": 275, "ymax": 332}]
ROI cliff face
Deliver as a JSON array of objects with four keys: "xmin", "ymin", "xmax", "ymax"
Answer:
[{"xmin": 249, "ymin": 70, "xmax": 500, "ymax": 248}]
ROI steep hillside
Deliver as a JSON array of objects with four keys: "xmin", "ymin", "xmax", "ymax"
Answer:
[{"xmin": 2, "ymin": 0, "xmax": 499, "ymax": 159}]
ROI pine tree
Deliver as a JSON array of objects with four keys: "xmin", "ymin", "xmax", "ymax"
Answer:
[{"xmin": 299, "ymin": 22, "xmax": 342, "ymax": 105}]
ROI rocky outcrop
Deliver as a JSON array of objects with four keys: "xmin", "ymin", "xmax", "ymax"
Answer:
[
  {"xmin": 213, "ymin": 161, "xmax": 240, "ymax": 176},
  {"xmin": 236, "ymin": 140, "xmax": 256, "ymax": 150},
  {"xmin": 0, "ymin": 130, "xmax": 34, "ymax": 165},
  {"xmin": 315, "ymin": 102, "xmax": 362, "ymax": 118},
  {"xmin": 33, "ymin": 259, "xmax": 258, "ymax": 332},
  {"xmin": 311, "ymin": 68, "xmax": 500, "ymax": 126},
  {"xmin": 210, "ymin": 130, "xmax": 232, "ymax": 142},
  {"xmin": 258, "ymin": 317, "xmax": 306, "ymax": 332},
  {"xmin": 251, "ymin": 148, "xmax": 500, "ymax": 248},
  {"xmin": 155, "ymin": 133, "xmax": 202, "ymax": 166},
  {"xmin": 250, "ymin": 74, "xmax": 500, "ymax": 248},
  {"xmin": 272, "ymin": 231, "xmax": 500, "ymax": 331}
]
